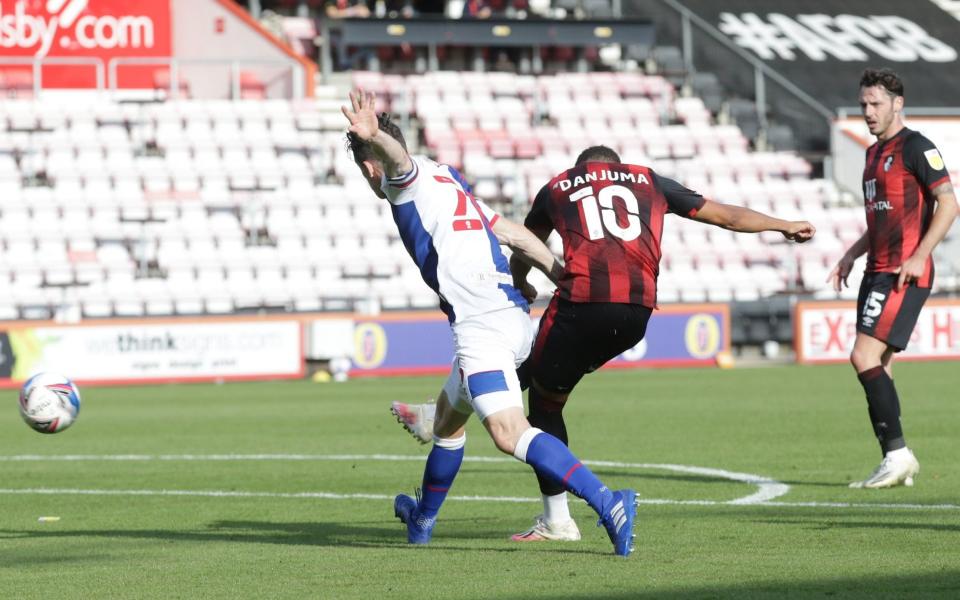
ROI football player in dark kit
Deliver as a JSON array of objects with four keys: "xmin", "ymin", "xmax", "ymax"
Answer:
[
  {"xmin": 507, "ymin": 145, "xmax": 816, "ymax": 541},
  {"xmin": 828, "ymin": 68, "xmax": 958, "ymax": 489}
]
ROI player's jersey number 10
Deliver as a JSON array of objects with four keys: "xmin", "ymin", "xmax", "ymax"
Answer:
[{"xmin": 570, "ymin": 184, "xmax": 642, "ymax": 242}]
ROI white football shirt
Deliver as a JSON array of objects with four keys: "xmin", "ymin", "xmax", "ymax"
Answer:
[{"xmin": 381, "ymin": 155, "xmax": 528, "ymax": 323}]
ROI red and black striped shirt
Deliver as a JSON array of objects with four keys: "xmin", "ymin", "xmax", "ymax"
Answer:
[
  {"xmin": 525, "ymin": 162, "xmax": 705, "ymax": 307},
  {"xmin": 862, "ymin": 127, "xmax": 951, "ymax": 287}
]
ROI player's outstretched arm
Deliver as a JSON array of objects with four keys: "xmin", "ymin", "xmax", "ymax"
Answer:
[
  {"xmin": 895, "ymin": 183, "xmax": 958, "ymax": 290},
  {"xmin": 493, "ymin": 217, "xmax": 562, "ymax": 287},
  {"xmin": 827, "ymin": 232, "xmax": 868, "ymax": 292},
  {"xmin": 693, "ymin": 200, "xmax": 816, "ymax": 242},
  {"xmin": 341, "ymin": 88, "xmax": 413, "ymax": 178}
]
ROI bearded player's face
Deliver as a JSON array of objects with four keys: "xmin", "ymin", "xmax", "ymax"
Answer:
[{"xmin": 859, "ymin": 85, "xmax": 903, "ymax": 140}]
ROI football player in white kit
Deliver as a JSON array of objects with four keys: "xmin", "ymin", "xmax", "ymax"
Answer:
[{"xmin": 343, "ymin": 89, "xmax": 639, "ymax": 556}]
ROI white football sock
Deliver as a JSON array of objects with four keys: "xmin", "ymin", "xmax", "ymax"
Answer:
[
  {"xmin": 886, "ymin": 446, "xmax": 911, "ymax": 459},
  {"xmin": 432, "ymin": 433, "xmax": 466, "ymax": 450},
  {"xmin": 512, "ymin": 427, "xmax": 542, "ymax": 462},
  {"xmin": 543, "ymin": 492, "xmax": 571, "ymax": 524}
]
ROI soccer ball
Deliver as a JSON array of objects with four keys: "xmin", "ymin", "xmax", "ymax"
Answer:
[{"xmin": 19, "ymin": 373, "xmax": 82, "ymax": 434}]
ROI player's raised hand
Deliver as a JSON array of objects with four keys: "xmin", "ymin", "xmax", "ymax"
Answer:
[
  {"xmin": 827, "ymin": 254, "xmax": 854, "ymax": 292},
  {"xmin": 782, "ymin": 221, "xmax": 816, "ymax": 243},
  {"xmin": 341, "ymin": 88, "xmax": 379, "ymax": 141}
]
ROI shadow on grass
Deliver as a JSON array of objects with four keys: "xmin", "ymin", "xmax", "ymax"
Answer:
[
  {"xmin": 0, "ymin": 518, "xmax": 607, "ymax": 556},
  {"xmin": 0, "ymin": 553, "xmax": 114, "ymax": 569},
  {"xmin": 752, "ymin": 517, "xmax": 960, "ymax": 534},
  {"xmin": 487, "ymin": 570, "xmax": 960, "ymax": 600},
  {"xmin": 772, "ymin": 479, "xmax": 851, "ymax": 488}
]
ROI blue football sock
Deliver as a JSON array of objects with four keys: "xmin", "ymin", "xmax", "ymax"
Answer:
[
  {"xmin": 515, "ymin": 428, "xmax": 613, "ymax": 516},
  {"xmin": 418, "ymin": 434, "xmax": 465, "ymax": 519}
]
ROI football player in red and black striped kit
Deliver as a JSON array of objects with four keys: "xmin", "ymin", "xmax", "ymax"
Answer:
[
  {"xmin": 829, "ymin": 68, "xmax": 958, "ymax": 489},
  {"xmin": 507, "ymin": 145, "xmax": 816, "ymax": 541}
]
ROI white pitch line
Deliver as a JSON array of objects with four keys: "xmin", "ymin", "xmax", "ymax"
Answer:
[
  {"xmin": 0, "ymin": 455, "xmax": 955, "ymax": 511},
  {"xmin": 0, "ymin": 488, "xmax": 536, "ymax": 503},
  {"xmin": 762, "ymin": 500, "xmax": 960, "ymax": 510},
  {"xmin": 0, "ymin": 488, "xmax": 956, "ymax": 511},
  {"xmin": 9, "ymin": 454, "xmax": 957, "ymax": 510},
  {"xmin": 0, "ymin": 454, "xmax": 435, "ymax": 462},
  {"xmin": 583, "ymin": 460, "xmax": 789, "ymax": 505},
  {"xmin": 0, "ymin": 453, "xmax": 788, "ymax": 505}
]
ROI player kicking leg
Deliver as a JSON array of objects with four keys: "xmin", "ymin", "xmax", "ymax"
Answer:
[
  {"xmin": 392, "ymin": 391, "xmax": 580, "ymax": 541},
  {"xmin": 391, "ymin": 387, "xmax": 581, "ymax": 541},
  {"xmin": 394, "ymin": 395, "xmax": 636, "ymax": 554},
  {"xmin": 513, "ymin": 298, "xmax": 652, "ymax": 541},
  {"xmin": 391, "ymin": 397, "xmax": 581, "ymax": 541},
  {"xmin": 393, "ymin": 309, "xmax": 638, "ymax": 556}
]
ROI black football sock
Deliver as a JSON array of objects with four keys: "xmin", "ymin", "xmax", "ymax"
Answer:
[
  {"xmin": 857, "ymin": 366, "xmax": 906, "ymax": 455},
  {"xmin": 891, "ymin": 378, "xmax": 902, "ymax": 419},
  {"xmin": 527, "ymin": 386, "xmax": 568, "ymax": 497}
]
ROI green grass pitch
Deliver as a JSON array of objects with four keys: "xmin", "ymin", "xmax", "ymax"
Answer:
[{"xmin": 1, "ymin": 362, "xmax": 959, "ymax": 599}]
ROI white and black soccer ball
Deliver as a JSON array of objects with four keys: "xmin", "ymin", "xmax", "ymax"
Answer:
[{"xmin": 19, "ymin": 373, "xmax": 82, "ymax": 434}]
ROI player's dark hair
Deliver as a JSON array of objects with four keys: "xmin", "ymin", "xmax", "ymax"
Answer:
[
  {"xmin": 859, "ymin": 68, "xmax": 904, "ymax": 98},
  {"xmin": 346, "ymin": 112, "xmax": 407, "ymax": 163},
  {"xmin": 575, "ymin": 145, "xmax": 621, "ymax": 165}
]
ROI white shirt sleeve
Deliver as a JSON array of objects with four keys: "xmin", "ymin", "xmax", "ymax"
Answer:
[{"xmin": 381, "ymin": 157, "xmax": 421, "ymax": 205}]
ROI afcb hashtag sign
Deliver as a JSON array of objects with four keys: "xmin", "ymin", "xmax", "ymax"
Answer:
[{"xmin": 717, "ymin": 12, "xmax": 957, "ymax": 62}]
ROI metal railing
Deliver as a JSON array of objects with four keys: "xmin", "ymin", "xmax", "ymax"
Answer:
[
  {"xmin": 108, "ymin": 57, "xmax": 306, "ymax": 99},
  {"xmin": 0, "ymin": 56, "xmax": 307, "ymax": 99},
  {"xmin": 0, "ymin": 57, "xmax": 105, "ymax": 97}
]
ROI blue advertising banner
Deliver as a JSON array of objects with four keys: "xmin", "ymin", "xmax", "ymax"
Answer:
[{"xmin": 349, "ymin": 305, "xmax": 730, "ymax": 376}]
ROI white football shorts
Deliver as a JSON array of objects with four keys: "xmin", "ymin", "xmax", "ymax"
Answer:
[{"xmin": 443, "ymin": 306, "xmax": 533, "ymax": 422}]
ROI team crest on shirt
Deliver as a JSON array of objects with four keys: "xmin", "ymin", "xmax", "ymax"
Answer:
[
  {"xmin": 924, "ymin": 148, "xmax": 945, "ymax": 170},
  {"xmin": 883, "ymin": 155, "xmax": 894, "ymax": 172}
]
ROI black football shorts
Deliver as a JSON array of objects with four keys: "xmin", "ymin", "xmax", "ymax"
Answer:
[
  {"xmin": 524, "ymin": 296, "xmax": 652, "ymax": 394},
  {"xmin": 856, "ymin": 272, "xmax": 930, "ymax": 351}
]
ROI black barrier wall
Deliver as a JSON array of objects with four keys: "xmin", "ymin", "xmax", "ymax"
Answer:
[{"xmin": 630, "ymin": 0, "xmax": 960, "ymax": 152}]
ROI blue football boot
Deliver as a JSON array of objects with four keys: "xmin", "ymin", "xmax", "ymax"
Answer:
[
  {"xmin": 394, "ymin": 490, "xmax": 435, "ymax": 544},
  {"xmin": 598, "ymin": 489, "xmax": 638, "ymax": 557}
]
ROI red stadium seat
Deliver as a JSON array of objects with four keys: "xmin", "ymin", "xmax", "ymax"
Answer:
[
  {"xmin": 486, "ymin": 132, "xmax": 514, "ymax": 159},
  {"xmin": 1, "ymin": 69, "xmax": 34, "ymax": 98},
  {"xmin": 153, "ymin": 68, "xmax": 190, "ymax": 99},
  {"xmin": 239, "ymin": 71, "xmax": 267, "ymax": 100},
  {"xmin": 513, "ymin": 136, "xmax": 542, "ymax": 159}
]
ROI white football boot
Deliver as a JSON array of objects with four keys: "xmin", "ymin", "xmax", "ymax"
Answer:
[
  {"xmin": 390, "ymin": 401, "xmax": 436, "ymax": 445},
  {"xmin": 510, "ymin": 514, "xmax": 581, "ymax": 542},
  {"xmin": 849, "ymin": 448, "xmax": 920, "ymax": 489}
]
